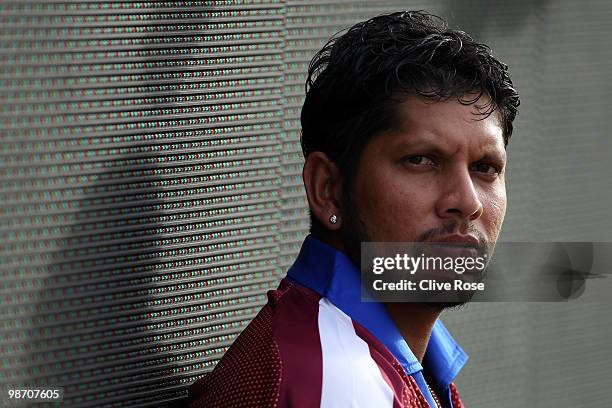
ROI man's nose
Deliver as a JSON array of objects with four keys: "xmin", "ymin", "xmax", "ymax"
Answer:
[{"xmin": 435, "ymin": 167, "xmax": 483, "ymax": 222}]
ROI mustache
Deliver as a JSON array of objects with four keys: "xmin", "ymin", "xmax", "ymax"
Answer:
[{"xmin": 415, "ymin": 221, "xmax": 494, "ymax": 262}]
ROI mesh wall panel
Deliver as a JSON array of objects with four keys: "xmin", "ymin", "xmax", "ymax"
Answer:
[
  {"xmin": 2, "ymin": 1, "xmax": 612, "ymax": 408},
  {"xmin": 1, "ymin": 1, "xmax": 285, "ymax": 406}
]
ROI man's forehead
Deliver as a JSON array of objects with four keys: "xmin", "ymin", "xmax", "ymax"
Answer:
[{"xmin": 385, "ymin": 95, "xmax": 506, "ymax": 152}]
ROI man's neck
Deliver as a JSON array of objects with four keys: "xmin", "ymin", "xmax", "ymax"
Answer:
[
  {"xmin": 384, "ymin": 302, "xmax": 443, "ymax": 363},
  {"xmin": 322, "ymin": 234, "xmax": 444, "ymax": 362}
]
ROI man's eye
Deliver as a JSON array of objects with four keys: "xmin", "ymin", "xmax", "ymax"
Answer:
[
  {"xmin": 472, "ymin": 163, "xmax": 499, "ymax": 174},
  {"xmin": 404, "ymin": 155, "xmax": 435, "ymax": 166}
]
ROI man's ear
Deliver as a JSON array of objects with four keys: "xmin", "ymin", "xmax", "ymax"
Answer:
[{"xmin": 302, "ymin": 152, "xmax": 343, "ymax": 230}]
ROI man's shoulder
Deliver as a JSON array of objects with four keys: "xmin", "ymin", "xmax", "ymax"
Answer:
[
  {"xmin": 186, "ymin": 278, "xmax": 451, "ymax": 408},
  {"xmin": 187, "ymin": 278, "xmax": 324, "ymax": 408}
]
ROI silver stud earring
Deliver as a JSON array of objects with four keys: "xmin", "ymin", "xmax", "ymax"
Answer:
[{"xmin": 329, "ymin": 214, "xmax": 338, "ymax": 224}]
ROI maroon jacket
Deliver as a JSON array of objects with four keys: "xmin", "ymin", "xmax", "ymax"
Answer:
[{"xmin": 188, "ymin": 278, "xmax": 464, "ymax": 408}]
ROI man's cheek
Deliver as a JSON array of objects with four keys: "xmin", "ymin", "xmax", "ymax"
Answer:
[
  {"xmin": 359, "ymin": 181, "xmax": 392, "ymax": 213},
  {"xmin": 492, "ymin": 189, "xmax": 507, "ymax": 224},
  {"xmin": 484, "ymin": 198, "xmax": 507, "ymax": 240}
]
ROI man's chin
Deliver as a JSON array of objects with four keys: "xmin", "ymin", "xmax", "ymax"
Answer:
[{"xmin": 384, "ymin": 282, "xmax": 479, "ymax": 308}]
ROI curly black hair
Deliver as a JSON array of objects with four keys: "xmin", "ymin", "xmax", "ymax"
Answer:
[
  {"xmin": 301, "ymin": 10, "xmax": 519, "ymax": 164},
  {"xmin": 300, "ymin": 10, "xmax": 520, "ymax": 235}
]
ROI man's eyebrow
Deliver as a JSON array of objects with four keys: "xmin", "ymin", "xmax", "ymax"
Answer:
[
  {"xmin": 477, "ymin": 137, "xmax": 507, "ymax": 159},
  {"xmin": 389, "ymin": 132, "xmax": 451, "ymax": 153},
  {"xmin": 391, "ymin": 135, "xmax": 459, "ymax": 157},
  {"xmin": 479, "ymin": 150, "xmax": 507, "ymax": 163},
  {"xmin": 391, "ymin": 134, "xmax": 507, "ymax": 160}
]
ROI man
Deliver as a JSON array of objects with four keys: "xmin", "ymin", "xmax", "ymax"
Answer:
[{"xmin": 189, "ymin": 10, "xmax": 519, "ymax": 408}]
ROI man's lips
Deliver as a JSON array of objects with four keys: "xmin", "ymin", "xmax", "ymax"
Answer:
[
  {"xmin": 433, "ymin": 234, "xmax": 481, "ymax": 246},
  {"xmin": 424, "ymin": 234, "xmax": 484, "ymax": 257}
]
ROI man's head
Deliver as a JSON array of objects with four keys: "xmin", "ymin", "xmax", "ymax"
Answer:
[{"xmin": 301, "ymin": 11, "xmax": 520, "ymax": 264}]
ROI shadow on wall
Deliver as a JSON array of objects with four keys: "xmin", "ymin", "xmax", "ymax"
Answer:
[
  {"xmin": 26, "ymin": 153, "xmax": 183, "ymax": 407},
  {"xmin": 15, "ymin": 3, "xmax": 221, "ymax": 406}
]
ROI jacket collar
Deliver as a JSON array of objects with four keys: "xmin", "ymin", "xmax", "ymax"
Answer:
[{"xmin": 287, "ymin": 234, "xmax": 468, "ymax": 389}]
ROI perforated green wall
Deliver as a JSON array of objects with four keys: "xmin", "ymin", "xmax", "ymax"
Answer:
[{"xmin": 2, "ymin": 1, "xmax": 611, "ymax": 407}]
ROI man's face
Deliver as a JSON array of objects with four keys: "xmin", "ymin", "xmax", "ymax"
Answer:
[{"xmin": 341, "ymin": 95, "xmax": 507, "ymax": 258}]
